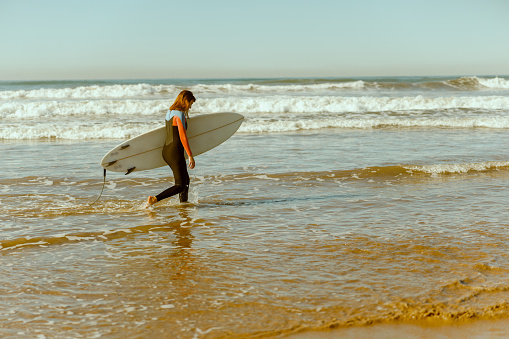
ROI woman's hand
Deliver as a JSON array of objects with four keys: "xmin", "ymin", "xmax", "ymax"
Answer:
[{"xmin": 188, "ymin": 155, "xmax": 195, "ymax": 169}]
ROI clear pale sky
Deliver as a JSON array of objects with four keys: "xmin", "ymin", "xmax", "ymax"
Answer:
[{"xmin": 1, "ymin": 0, "xmax": 508, "ymax": 80}]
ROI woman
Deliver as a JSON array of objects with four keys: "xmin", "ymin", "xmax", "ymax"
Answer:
[{"xmin": 146, "ymin": 90, "xmax": 196, "ymax": 207}]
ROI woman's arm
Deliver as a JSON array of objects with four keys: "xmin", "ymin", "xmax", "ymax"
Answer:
[{"xmin": 174, "ymin": 116, "xmax": 195, "ymax": 169}]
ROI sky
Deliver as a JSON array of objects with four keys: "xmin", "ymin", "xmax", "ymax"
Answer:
[{"xmin": 1, "ymin": 0, "xmax": 508, "ymax": 80}]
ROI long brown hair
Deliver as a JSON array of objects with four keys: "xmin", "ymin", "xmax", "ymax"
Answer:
[{"xmin": 170, "ymin": 90, "xmax": 196, "ymax": 117}]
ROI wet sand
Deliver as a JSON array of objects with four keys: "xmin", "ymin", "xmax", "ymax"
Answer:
[{"xmin": 286, "ymin": 318, "xmax": 509, "ymax": 338}]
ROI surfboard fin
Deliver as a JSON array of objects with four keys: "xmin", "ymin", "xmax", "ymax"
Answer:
[
  {"xmin": 120, "ymin": 144, "xmax": 130, "ymax": 150},
  {"xmin": 125, "ymin": 167, "xmax": 136, "ymax": 175},
  {"xmin": 106, "ymin": 160, "xmax": 117, "ymax": 167}
]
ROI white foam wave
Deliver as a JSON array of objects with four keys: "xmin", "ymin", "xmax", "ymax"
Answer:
[
  {"xmin": 0, "ymin": 122, "xmax": 160, "ymax": 140},
  {"xmin": 0, "ymin": 82, "xmax": 369, "ymax": 100},
  {"xmin": 2, "ymin": 77, "xmax": 507, "ymax": 100},
  {"xmin": 0, "ymin": 84, "xmax": 176, "ymax": 100},
  {"xmin": 192, "ymin": 81, "xmax": 367, "ymax": 93},
  {"xmin": 477, "ymin": 77, "xmax": 509, "ymax": 89},
  {"xmin": 2, "ymin": 96, "xmax": 508, "ymax": 119},
  {"xmin": 405, "ymin": 161, "xmax": 509, "ymax": 174},
  {"xmin": 445, "ymin": 76, "xmax": 509, "ymax": 90},
  {"xmin": 2, "ymin": 115, "xmax": 509, "ymax": 139},
  {"xmin": 238, "ymin": 116, "xmax": 509, "ymax": 133},
  {"xmin": 0, "ymin": 100, "xmax": 168, "ymax": 118},
  {"xmin": 202, "ymin": 96, "xmax": 509, "ymax": 113}
]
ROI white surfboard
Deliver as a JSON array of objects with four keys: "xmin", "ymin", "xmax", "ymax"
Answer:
[{"xmin": 101, "ymin": 113, "xmax": 244, "ymax": 174}]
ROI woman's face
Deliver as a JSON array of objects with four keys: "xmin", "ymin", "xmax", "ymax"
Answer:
[{"xmin": 189, "ymin": 100, "xmax": 195, "ymax": 109}]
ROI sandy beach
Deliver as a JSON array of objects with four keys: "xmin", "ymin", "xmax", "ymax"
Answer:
[{"xmin": 287, "ymin": 318, "xmax": 509, "ymax": 339}]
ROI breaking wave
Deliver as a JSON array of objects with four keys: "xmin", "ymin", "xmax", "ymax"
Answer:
[
  {"xmin": 2, "ymin": 115, "xmax": 509, "ymax": 139},
  {"xmin": 1, "ymin": 95, "xmax": 508, "ymax": 117},
  {"xmin": 1, "ymin": 77, "xmax": 508, "ymax": 100},
  {"xmin": 404, "ymin": 161, "xmax": 509, "ymax": 175},
  {"xmin": 1, "ymin": 76, "xmax": 508, "ymax": 139},
  {"xmin": 446, "ymin": 76, "xmax": 509, "ymax": 90}
]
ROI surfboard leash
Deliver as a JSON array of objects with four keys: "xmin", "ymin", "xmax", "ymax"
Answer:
[{"xmin": 89, "ymin": 169, "xmax": 107, "ymax": 206}]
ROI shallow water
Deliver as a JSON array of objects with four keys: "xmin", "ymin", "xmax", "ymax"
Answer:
[{"xmin": 2, "ymin": 127, "xmax": 509, "ymax": 338}]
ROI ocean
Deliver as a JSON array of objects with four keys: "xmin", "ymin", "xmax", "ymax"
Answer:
[{"xmin": 1, "ymin": 75, "xmax": 509, "ymax": 338}]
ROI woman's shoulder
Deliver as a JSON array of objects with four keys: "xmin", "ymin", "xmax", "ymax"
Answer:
[{"xmin": 166, "ymin": 110, "xmax": 185, "ymax": 121}]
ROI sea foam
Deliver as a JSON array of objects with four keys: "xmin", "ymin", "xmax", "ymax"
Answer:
[
  {"xmin": 477, "ymin": 77, "xmax": 509, "ymax": 89},
  {"xmin": 1, "ymin": 77, "xmax": 507, "ymax": 100},
  {"xmin": 0, "ymin": 82, "xmax": 367, "ymax": 100},
  {"xmin": 1, "ymin": 77, "xmax": 508, "ymax": 139},
  {"xmin": 2, "ymin": 115, "xmax": 509, "ymax": 139},
  {"xmin": 404, "ymin": 161, "xmax": 509, "ymax": 174},
  {"xmin": 1, "ymin": 96, "xmax": 508, "ymax": 119}
]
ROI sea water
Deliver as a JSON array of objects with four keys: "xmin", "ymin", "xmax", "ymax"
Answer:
[{"xmin": 1, "ymin": 76, "xmax": 509, "ymax": 338}]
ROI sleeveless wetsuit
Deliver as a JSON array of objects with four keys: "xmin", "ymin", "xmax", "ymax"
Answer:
[{"xmin": 155, "ymin": 110, "xmax": 192, "ymax": 202}]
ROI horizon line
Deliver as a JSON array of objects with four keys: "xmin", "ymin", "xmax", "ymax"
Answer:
[{"xmin": 1, "ymin": 74, "xmax": 508, "ymax": 83}]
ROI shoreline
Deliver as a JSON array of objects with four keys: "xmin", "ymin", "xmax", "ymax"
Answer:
[{"xmin": 285, "ymin": 318, "xmax": 509, "ymax": 339}]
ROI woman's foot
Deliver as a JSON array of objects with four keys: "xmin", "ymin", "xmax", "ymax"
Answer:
[{"xmin": 146, "ymin": 196, "xmax": 157, "ymax": 208}]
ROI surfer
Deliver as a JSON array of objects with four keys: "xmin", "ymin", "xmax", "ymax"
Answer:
[{"xmin": 146, "ymin": 90, "xmax": 196, "ymax": 207}]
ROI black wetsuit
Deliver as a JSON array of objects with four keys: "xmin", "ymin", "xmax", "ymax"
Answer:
[{"xmin": 156, "ymin": 124, "xmax": 189, "ymax": 202}]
